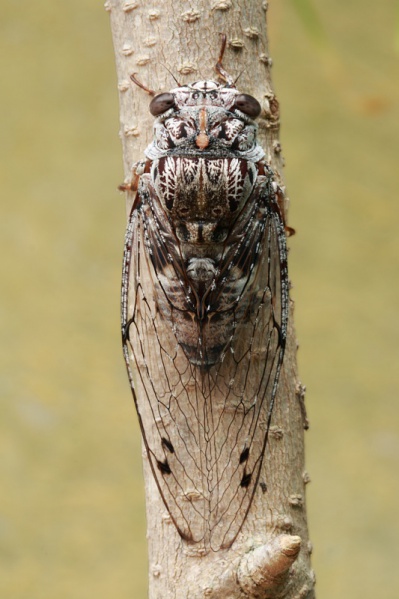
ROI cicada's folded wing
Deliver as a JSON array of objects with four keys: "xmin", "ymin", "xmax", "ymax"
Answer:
[
  {"xmin": 192, "ymin": 180, "xmax": 289, "ymax": 551},
  {"xmin": 122, "ymin": 175, "xmax": 213, "ymax": 546}
]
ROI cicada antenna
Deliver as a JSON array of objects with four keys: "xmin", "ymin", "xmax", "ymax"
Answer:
[
  {"xmin": 161, "ymin": 63, "xmax": 182, "ymax": 87},
  {"xmin": 160, "ymin": 64, "xmax": 182, "ymax": 87},
  {"xmin": 233, "ymin": 69, "xmax": 246, "ymax": 86},
  {"xmin": 215, "ymin": 33, "xmax": 235, "ymax": 87},
  {"xmin": 130, "ymin": 73, "xmax": 156, "ymax": 96}
]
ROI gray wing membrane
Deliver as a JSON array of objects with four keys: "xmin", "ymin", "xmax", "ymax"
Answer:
[{"xmin": 121, "ymin": 175, "xmax": 288, "ymax": 552}]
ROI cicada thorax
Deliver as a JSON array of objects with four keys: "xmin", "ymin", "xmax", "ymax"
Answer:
[{"xmin": 152, "ymin": 156, "xmax": 257, "ymax": 241}]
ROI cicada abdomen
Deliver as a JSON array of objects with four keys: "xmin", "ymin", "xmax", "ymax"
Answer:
[{"xmin": 121, "ymin": 46, "xmax": 289, "ymax": 553}]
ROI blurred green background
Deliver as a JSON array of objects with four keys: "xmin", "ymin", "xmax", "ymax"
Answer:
[{"xmin": 1, "ymin": 1, "xmax": 398, "ymax": 597}]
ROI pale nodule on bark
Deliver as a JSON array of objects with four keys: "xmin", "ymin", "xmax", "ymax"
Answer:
[{"xmin": 107, "ymin": 1, "xmax": 315, "ymax": 597}]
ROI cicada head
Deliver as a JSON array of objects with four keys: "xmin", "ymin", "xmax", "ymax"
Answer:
[{"xmin": 149, "ymin": 80, "xmax": 261, "ymax": 120}]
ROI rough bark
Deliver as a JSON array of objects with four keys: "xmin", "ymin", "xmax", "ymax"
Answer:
[{"xmin": 107, "ymin": 1, "xmax": 315, "ymax": 597}]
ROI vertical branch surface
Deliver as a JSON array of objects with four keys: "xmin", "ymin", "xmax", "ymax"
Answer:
[{"xmin": 107, "ymin": 1, "xmax": 315, "ymax": 597}]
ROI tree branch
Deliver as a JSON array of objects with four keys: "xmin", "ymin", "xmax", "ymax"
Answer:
[{"xmin": 107, "ymin": 1, "xmax": 315, "ymax": 597}]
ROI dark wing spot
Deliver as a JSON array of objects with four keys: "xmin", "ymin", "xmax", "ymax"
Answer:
[
  {"xmin": 239, "ymin": 447, "xmax": 250, "ymax": 464},
  {"xmin": 240, "ymin": 471, "xmax": 252, "ymax": 488},
  {"xmin": 161, "ymin": 437, "xmax": 175, "ymax": 454},
  {"xmin": 150, "ymin": 93, "xmax": 175, "ymax": 116},
  {"xmin": 233, "ymin": 94, "xmax": 262, "ymax": 118},
  {"xmin": 122, "ymin": 318, "xmax": 133, "ymax": 343},
  {"xmin": 273, "ymin": 318, "xmax": 285, "ymax": 349},
  {"xmin": 260, "ymin": 482, "xmax": 267, "ymax": 494},
  {"xmin": 178, "ymin": 530, "xmax": 194, "ymax": 542},
  {"xmin": 157, "ymin": 459, "xmax": 171, "ymax": 475}
]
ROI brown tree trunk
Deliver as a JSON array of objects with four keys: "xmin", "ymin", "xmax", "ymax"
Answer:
[{"xmin": 107, "ymin": 1, "xmax": 315, "ymax": 597}]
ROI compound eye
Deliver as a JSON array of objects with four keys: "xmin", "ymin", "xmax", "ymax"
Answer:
[
  {"xmin": 233, "ymin": 94, "xmax": 261, "ymax": 118},
  {"xmin": 149, "ymin": 93, "xmax": 175, "ymax": 116}
]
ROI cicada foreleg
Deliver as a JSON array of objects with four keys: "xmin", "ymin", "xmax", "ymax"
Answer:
[{"xmin": 119, "ymin": 160, "xmax": 152, "ymax": 211}]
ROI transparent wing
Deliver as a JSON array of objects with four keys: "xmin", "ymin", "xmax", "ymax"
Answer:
[{"xmin": 121, "ymin": 174, "xmax": 288, "ymax": 552}]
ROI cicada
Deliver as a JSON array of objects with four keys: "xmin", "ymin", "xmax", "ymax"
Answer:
[{"xmin": 120, "ymin": 37, "xmax": 289, "ymax": 553}]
